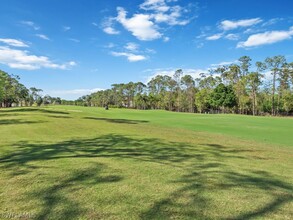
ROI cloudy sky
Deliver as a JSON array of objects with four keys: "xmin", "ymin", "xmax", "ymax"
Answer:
[{"xmin": 1, "ymin": 0, "xmax": 293, "ymax": 99}]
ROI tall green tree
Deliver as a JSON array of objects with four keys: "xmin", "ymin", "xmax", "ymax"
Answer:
[
  {"xmin": 246, "ymin": 72, "xmax": 263, "ymax": 115},
  {"xmin": 181, "ymin": 75, "xmax": 195, "ymax": 112},
  {"xmin": 264, "ymin": 55, "xmax": 286, "ymax": 115},
  {"xmin": 173, "ymin": 69, "xmax": 183, "ymax": 112}
]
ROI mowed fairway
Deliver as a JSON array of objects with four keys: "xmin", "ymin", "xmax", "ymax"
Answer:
[{"xmin": 0, "ymin": 106, "xmax": 292, "ymax": 219}]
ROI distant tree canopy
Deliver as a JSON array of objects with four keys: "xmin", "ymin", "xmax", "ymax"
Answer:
[
  {"xmin": 1, "ymin": 55, "xmax": 293, "ymax": 116},
  {"xmin": 74, "ymin": 55, "xmax": 293, "ymax": 116},
  {"xmin": 0, "ymin": 70, "xmax": 61, "ymax": 108}
]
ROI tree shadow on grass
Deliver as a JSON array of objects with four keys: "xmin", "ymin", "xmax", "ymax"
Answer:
[
  {"xmin": 0, "ymin": 107, "xmax": 69, "ymax": 115},
  {"xmin": 141, "ymin": 166, "xmax": 292, "ymax": 219},
  {"xmin": 29, "ymin": 162, "xmax": 122, "ymax": 220},
  {"xmin": 84, "ymin": 117, "xmax": 149, "ymax": 124},
  {"xmin": 0, "ymin": 113, "xmax": 25, "ymax": 117},
  {"xmin": 223, "ymin": 171, "xmax": 293, "ymax": 220},
  {"xmin": 0, "ymin": 119, "xmax": 47, "ymax": 125},
  {"xmin": 0, "ymin": 134, "xmax": 292, "ymax": 219},
  {"xmin": 47, "ymin": 115, "xmax": 72, "ymax": 119}
]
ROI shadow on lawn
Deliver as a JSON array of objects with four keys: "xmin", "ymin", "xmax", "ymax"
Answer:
[
  {"xmin": 47, "ymin": 115, "xmax": 72, "ymax": 119},
  {"xmin": 0, "ymin": 107, "xmax": 69, "ymax": 115},
  {"xmin": 84, "ymin": 117, "xmax": 149, "ymax": 124},
  {"xmin": 30, "ymin": 162, "xmax": 122, "ymax": 220},
  {"xmin": 0, "ymin": 134, "xmax": 292, "ymax": 219},
  {"xmin": 0, "ymin": 119, "xmax": 47, "ymax": 125},
  {"xmin": 0, "ymin": 113, "xmax": 26, "ymax": 117}
]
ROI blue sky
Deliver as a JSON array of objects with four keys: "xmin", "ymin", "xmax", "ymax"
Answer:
[{"xmin": 1, "ymin": 0, "xmax": 293, "ymax": 100}]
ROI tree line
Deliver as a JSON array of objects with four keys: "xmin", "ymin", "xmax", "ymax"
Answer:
[
  {"xmin": 0, "ymin": 70, "xmax": 61, "ymax": 107},
  {"xmin": 73, "ymin": 55, "xmax": 293, "ymax": 116}
]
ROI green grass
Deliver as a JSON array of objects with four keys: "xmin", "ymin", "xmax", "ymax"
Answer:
[{"xmin": 0, "ymin": 106, "xmax": 292, "ymax": 219}]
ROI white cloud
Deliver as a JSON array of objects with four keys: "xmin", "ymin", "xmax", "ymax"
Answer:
[
  {"xmin": 116, "ymin": 7, "xmax": 162, "ymax": 41},
  {"xmin": 109, "ymin": 43, "xmax": 154, "ymax": 61},
  {"xmin": 140, "ymin": 0, "xmax": 170, "ymax": 12},
  {"xmin": 140, "ymin": 0, "xmax": 192, "ymax": 26},
  {"xmin": 225, "ymin": 33, "xmax": 239, "ymax": 41},
  {"xmin": 0, "ymin": 46, "xmax": 76, "ymax": 70},
  {"xmin": 0, "ymin": 38, "xmax": 29, "ymax": 47},
  {"xmin": 35, "ymin": 34, "xmax": 50, "ymax": 40},
  {"xmin": 237, "ymin": 26, "xmax": 293, "ymax": 48},
  {"xmin": 220, "ymin": 18, "xmax": 262, "ymax": 30},
  {"xmin": 124, "ymin": 42, "xmax": 139, "ymax": 51},
  {"xmin": 111, "ymin": 51, "xmax": 147, "ymax": 62},
  {"xmin": 151, "ymin": 5, "xmax": 190, "ymax": 25},
  {"xmin": 206, "ymin": 33, "xmax": 223, "ymax": 40},
  {"xmin": 21, "ymin": 21, "xmax": 40, "ymax": 30},
  {"xmin": 103, "ymin": 27, "xmax": 120, "ymax": 35},
  {"xmin": 102, "ymin": 1, "xmax": 193, "ymax": 41},
  {"xmin": 102, "ymin": 17, "xmax": 120, "ymax": 35}
]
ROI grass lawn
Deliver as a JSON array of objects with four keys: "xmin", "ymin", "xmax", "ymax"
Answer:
[{"xmin": 0, "ymin": 105, "xmax": 292, "ymax": 219}]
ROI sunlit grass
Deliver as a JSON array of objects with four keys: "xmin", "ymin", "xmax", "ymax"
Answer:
[{"xmin": 0, "ymin": 106, "xmax": 292, "ymax": 219}]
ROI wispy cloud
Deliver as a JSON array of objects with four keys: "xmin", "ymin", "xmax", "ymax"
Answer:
[
  {"xmin": 210, "ymin": 60, "xmax": 238, "ymax": 67},
  {"xmin": 104, "ymin": 43, "xmax": 116, "ymax": 48},
  {"xmin": 102, "ymin": 17, "xmax": 120, "ymax": 35},
  {"xmin": 124, "ymin": 42, "xmax": 139, "ymax": 51},
  {"xmin": 151, "ymin": 6, "xmax": 190, "ymax": 26},
  {"xmin": 140, "ymin": 0, "xmax": 193, "ymax": 26},
  {"xmin": 143, "ymin": 59, "xmax": 239, "ymax": 83},
  {"xmin": 237, "ymin": 26, "xmax": 293, "ymax": 48},
  {"xmin": 35, "ymin": 34, "xmax": 50, "ymax": 40},
  {"xmin": 220, "ymin": 18, "xmax": 262, "ymax": 30},
  {"xmin": 49, "ymin": 88, "xmax": 103, "ymax": 95},
  {"xmin": 63, "ymin": 26, "xmax": 71, "ymax": 32},
  {"xmin": 20, "ymin": 20, "xmax": 40, "ymax": 30},
  {"xmin": 144, "ymin": 68, "xmax": 207, "ymax": 83},
  {"xmin": 262, "ymin": 18, "xmax": 284, "ymax": 27},
  {"xmin": 146, "ymin": 48, "xmax": 156, "ymax": 54},
  {"xmin": 69, "ymin": 38, "xmax": 80, "ymax": 43},
  {"xmin": 196, "ymin": 42, "xmax": 204, "ymax": 48},
  {"xmin": 45, "ymin": 88, "xmax": 104, "ymax": 100},
  {"xmin": 103, "ymin": 26, "xmax": 120, "ymax": 35},
  {"xmin": 0, "ymin": 46, "xmax": 76, "ymax": 70},
  {"xmin": 140, "ymin": 0, "xmax": 170, "ymax": 12},
  {"xmin": 206, "ymin": 33, "xmax": 223, "ymax": 40},
  {"xmin": 110, "ymin": 42, "xmax": 151, "ymax": 62},
  {"xmin": 111, "ymin": 51, "xmax": 147, "ymax": 62},
  {"xmin": 225, "ymin": 33, "xmax": 239, "ymax": 41},
  {"xmin": 0, "ymin": 38, "xmax": 29, "ymax": 47},
  {"xmin": 163, "ymin": 36, "xmax": 170, "ymax": 42}
]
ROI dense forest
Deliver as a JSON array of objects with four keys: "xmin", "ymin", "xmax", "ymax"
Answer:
[
  {"xmin": 1, "ymin": 55, "xmax": 293, "ymax": 116},
  {"xmin": 71, "ymin": 55, "xmax": 293, "ymax": 116}
]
